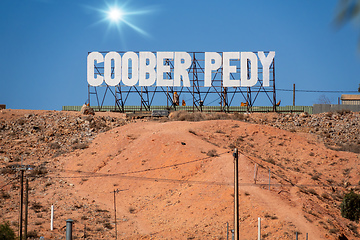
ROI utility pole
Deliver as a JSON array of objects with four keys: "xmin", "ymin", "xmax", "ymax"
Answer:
[
  {"xmin": 233, "ymin": 148, "xmax": 239, "ymax": 240},
  {"xmin": 24, "ymin": 178, "xmax": 29, "ymax": 240},
  {"xmin": 293, "ymin": 84, "xmax": 295, "ymax": 106},
  {"xmin": 19, "ymin": 169, "xmax": 24, "ymax": 239}
]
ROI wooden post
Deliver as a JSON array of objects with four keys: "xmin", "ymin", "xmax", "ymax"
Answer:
[
  {"xmin": 226, "ymin": 222, "xmax": 229, "ymax": 240},
  {"xmin": 19, "ymin": 170, "xmax": 24, "ymax": 239},
  {"xmin": 269, "ymin": 169, "xmax": 271, "ymax": 190},
  {"xmin": 293, "ymin": 84, "xmax": 295, "ymax": 106},
  {"xmin": 114, "ymin": 190, "xmax": 117, "ymax": 240},
  {"xmin": 254, "ymin": 163, "xmax": 258, "ymax": 184},
  {"xmin": 24, "ymin": 178, "xmax": 28, "ymax": 239}
]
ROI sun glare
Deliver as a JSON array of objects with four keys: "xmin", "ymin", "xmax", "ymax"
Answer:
[
  {"xmin": 108, "ymin": 8, "xmax": 123, "ymax": 22},
  {"xmin": 85, "ymin": 2, "xmax": 153, "ymax": 38}
]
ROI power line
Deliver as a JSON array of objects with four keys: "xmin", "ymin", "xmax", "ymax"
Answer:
[
  {"xmin": 45, "ymin": 150, "xmax": 231, "ymax": 179},
  {"xmin": 40, "ymin": 149, "xmax": 331, "ymax": 189},
  {"xmin": 276, "ymin": 88, "xmax": 358, "ymax": 93},
  {"xmin": 0, "ymin": 177, "xmax": 18, "ymax": 190}
]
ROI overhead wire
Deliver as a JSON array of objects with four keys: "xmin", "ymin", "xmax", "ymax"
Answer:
[
  {"xmin": 0, "ymin": 177, "xmax": 19, "ymax": 190},
  {"xmin": 276, "ymin": 88, "xmax": 358, "ymax": 93},
  {"xmin": 39, "ymin": 148, "xmax": 328, "ymax": 188},
  {"xmin": 45, "ymin": 150, "xmax": 231, "ymax": 179}
]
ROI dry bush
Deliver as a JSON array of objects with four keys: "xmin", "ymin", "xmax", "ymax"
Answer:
[
  {"xmin": 215, "ymin": 129, "xmax": 225, "ymax": 134},
  {"xmin": 129, "ymin": 207, "xmax": 136, "ymax": 214},
  {"xmin": 0, "ymin": 166, "xmax": 15, "ymax": 175},
  {"xmin": 72, "ymin": 142, "xmax": 89, "ymax": 150},
  {"xmin": 307, "ymin": 188, "xmax": 318, "ymax": 196},
  {"xmin": 206, "ymin": 112, "xmax": 229, "ymax": 120},
  {"xmin": 170, "ymin": 111, "xmax": 205, "ymax": 121},
  {"xmin": 327, "ymin": 143, "xmax": 360, "ymax": 154},
  {"xmin": 266, "ymin": 158, "xmax": 276, "ymax": 165},
  {"xmin": 348, "ymin": 223, "xmax": 359, "ymax": 236},
  {"xmin": 343, "ymin": 168, "xmax": 352, "ymax": 176},
  {"xmin": 103, "ymin": 222, "xmax": 113, "ymax": 230},
  {"xmin": 0, "ymin": 191, "xmax": 10, "ymax": 200},
  {"xmin": 48, "ymin": 142, "xmax": 61, "ymax": 149},
  {"xmin": 232, "ymin": 112, "xmax": 246, "ymax": 121},
  {"xmin": 170, "ymin": 111, "xmax": 247, "ymax": 122},
  {"xmin": 28, "ymin": 166, "xmax": 47, "ymax": 177},
  {"xmin": 206, "ymin": 149, "xmax": 218, "ymax": 157},
  {"xmin": 311, "ymin": 173, "xmax": 321, "ymax": 181},
  {"xmin": 95, "ymin": 209, "xmax": 109, "ymax": 213},
  {"xmin": 27, "ymin": 230, "xmax": 39, "ymax": 238},
  {"xmin": 321, "ymin": 193, "xmax": 330, "ymax": 200},
  {"xmin": 188, "ymin": 129, "xmax": 197, "ymax": 135},
  {"xmin": 31, "ymin": 202, "xmax": 43, "ymax": 212},
  {"xmin": 228, "ymin": 143, "xmax": 236, "ymax": 149},
  {"xmin": 336, "ymin": 109, "xmax": 351, "ymax": 115}
]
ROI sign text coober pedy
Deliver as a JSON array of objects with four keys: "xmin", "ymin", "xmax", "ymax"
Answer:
[{"xmin": 87, "ymin": 51, "xmax": 275, "ymax": 88}]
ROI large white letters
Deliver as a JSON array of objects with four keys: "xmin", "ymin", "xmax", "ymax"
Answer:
[
  {"xmin": 223, "ymin": 52, "xmax": 240, "ymax": 87},
  {"xmin": 156, "ymin": 52, "xmax": 174, "ymax": 86},
  {"xmin": 241, "ymin": 52, "xmax": 258, "ymax": 87},
  {"xmin": 87, "ymin": 51, "xmax": 275, "ymax": 87},
  {"xmin": 258, "ymin": 51, "xmax": 275, "ymax": 87},
  {"xmin": 104, "ymin": 52, "xmax": 121, "ymax": 86},
  {"xmin": 174, "ymin": 52, "xmax": 191, "ymax": 87},
  {"xmin": 204, "ymin": 52, "xmax": 222, "ymax": 87},
  {"xmin": 139, "ymin": 52, "xmax": 156, "ymax": 86},
  {"xmin": 87, "ymin": 52, "xmax": 104, "ymax": 86},
  {"xmin": 122, "ymin": 52, "xmax": 138, "ymax": 86}
]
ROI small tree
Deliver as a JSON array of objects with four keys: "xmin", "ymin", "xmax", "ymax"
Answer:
[
  {"xmin": 341, "ymin": 191, "xmax": 360, "ymax": 221},
  {"xmin": 316, "ymin": 94, "xmax": 332, "ymax": 104},
  {"xmin": 0, "ymin": 222, "xmax": 16, "ymax": 240}
]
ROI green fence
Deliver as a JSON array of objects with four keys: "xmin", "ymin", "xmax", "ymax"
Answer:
[{"xmin": 62, "ymin": 105, "xmax": 313, "ymax": 114}]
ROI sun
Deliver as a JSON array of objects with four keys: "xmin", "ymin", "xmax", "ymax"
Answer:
[
  {"xmin": 85, "ymin": 2, "xmax": 153, "ymax": 38},
  {"xmin": 108, "ymin": 8, "xmax": 123, "ymax": 22}
]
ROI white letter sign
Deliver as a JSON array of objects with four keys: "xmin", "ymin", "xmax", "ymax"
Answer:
[{"xmin": 87, "ymin": 51, "xmax": 275, "ymax": 88}]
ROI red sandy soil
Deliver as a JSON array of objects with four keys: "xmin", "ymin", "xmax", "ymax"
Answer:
[{"xmin": 0, "ymin": 109, "xmax": 359, "ymax": 239}]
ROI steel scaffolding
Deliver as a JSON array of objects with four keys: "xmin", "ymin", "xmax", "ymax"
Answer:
[{"xmin": 87, "ymin": 51, "xmax": 276, "ymax": 112}]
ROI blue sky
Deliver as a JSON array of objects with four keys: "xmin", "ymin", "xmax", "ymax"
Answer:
[{"xmin": 0, "ymin": 0, "xmax": 359, "ymax": 110}]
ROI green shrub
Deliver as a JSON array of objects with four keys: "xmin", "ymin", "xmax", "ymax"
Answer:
[
  {"xmin": 340, "ymin": 191, "xmax": 360, "ymax": 221},
  {"xmin": 0, "ymin": 222, "xmax": 16, "ymax": 240}
]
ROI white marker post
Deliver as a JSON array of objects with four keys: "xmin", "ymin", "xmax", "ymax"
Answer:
[
  {"xmin": 258, "ymin": 217, "xmax": 261, "ymax": 240},
  {"xmin": 51, "ymin": 205, "xmax": 54, "ymax": 231}
]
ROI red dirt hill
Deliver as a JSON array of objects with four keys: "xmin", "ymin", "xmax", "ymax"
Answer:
[{"xmin": 0, "ymin": 109, "xmax": 359, "ymax": 239}]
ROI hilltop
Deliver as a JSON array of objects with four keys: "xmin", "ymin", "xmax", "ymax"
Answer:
[{"xmin": 0, "ymin": 109, "xmax": 359, "ymax": 239}]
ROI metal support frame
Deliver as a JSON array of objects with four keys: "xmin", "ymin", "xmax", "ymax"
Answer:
[{"xmin": 87, "ymin": 51, "xmax": 276, "ymax": 112}]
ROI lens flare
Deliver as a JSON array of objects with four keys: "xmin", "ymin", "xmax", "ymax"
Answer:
[
  {"xmin": 108, "ymin": 8, "xmax": 123, "ymax": 22},
  {"xmin": 85, "ymin": 2, "xmax": 154, "ymax": 40}
]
